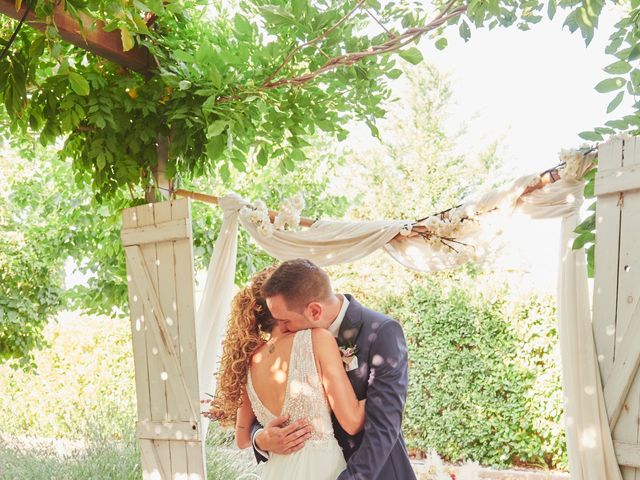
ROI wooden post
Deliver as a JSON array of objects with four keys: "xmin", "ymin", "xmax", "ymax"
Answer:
[
  {"xmin": 593, "ymin": 136, "xmax": 640, "ymax": 474},
  {"xmin": 122, "ymin": 198, "xmax": 206, "ymax": 479}
]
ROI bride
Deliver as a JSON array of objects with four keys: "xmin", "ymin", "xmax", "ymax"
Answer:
[{"xmin": 213, "ymin": 267, "xmax": 365, "ymax": 479}]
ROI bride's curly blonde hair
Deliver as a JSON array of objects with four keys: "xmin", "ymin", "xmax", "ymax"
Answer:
[{"xmin": 213, "ymin": 266, "xmax": 277, "ymax": 425}]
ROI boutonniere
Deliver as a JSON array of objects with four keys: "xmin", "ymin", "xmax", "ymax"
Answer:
[{"xmin": 338, "ymin": 344, "xmax": 359, "ymax": 372}]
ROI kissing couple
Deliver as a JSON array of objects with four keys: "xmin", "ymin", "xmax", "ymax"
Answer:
[{"xmin": 213, "ymin": 258, "xmax": 416, "ymax": 480}]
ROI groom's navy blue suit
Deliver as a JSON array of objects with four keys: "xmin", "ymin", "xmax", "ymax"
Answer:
[{"xmin": 252, "ymin": 295, "xmax": 416, "ymax": 480}]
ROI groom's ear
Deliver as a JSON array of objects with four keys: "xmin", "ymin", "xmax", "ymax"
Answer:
[{"xmin": 307, "ymin": 302, "xmax": 323, "ymax": 322}]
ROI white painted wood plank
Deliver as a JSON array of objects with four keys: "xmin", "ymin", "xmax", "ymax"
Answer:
[
  {"xmin": 596, "ymin": 162, "xmax": 640, "ymax": 196},
  {"xmin": 615, "ymin": 441, "xmax": 640, "ymax": 468},
  {"xmin": 121, "ymin": 218, "xmax": 192, "ymax": 246},
  {"xmin": 154, "ymin": 201, "xmax": 192, "ymax": 480},
  {"xmin": 172, "ymin": 199, "xmax": 206, "ymax": 479},
  {"xmin": 123, "ymin": 207, "xmax": 152, "ymax": 422},
  {"xmin": 136, "ymin": 420, "xmax": 200, "ymax": 441},
  {"xmin": 611, "ymin": 136, "xmax": 640, "ymax": 480},
  {"xmin": 604, "ymin": 300, "xmax": 640, "ymax": 428},
  {"xmin": 137, "ymin": 204, "xmax": 173, "ymax": 479},
  {"xmin": 172, "ymin": 199, "xmax": 200, "ymax": 420},
  {"xmin": 155, "ymin": 201, "xmax": 186, "ymax": 423},
  {"xmin": 593, "ymin": 136, "xmax": 624, "ymax": 383},
  {"xmin": 186, "ymin": 441, "xmax": 206, "ymax": 480},
  {"xmin": 137, "ymin": 204, "xmax": 169, "ymax": 424},
  {"xmin": 139, "ymin": 438, "xmax": 168, "ymax": 480}
]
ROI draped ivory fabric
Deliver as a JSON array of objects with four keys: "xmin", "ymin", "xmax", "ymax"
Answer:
[
  {"xmin": 195, "ymin": 155, "xmax": 622, "ymax": 479},
  {"xmin": 196, "ymin": 195, "xmax": 242, "ymax": 436},
  {"xmin": 558, "ymin": 208, "xmax": 622, "ymax": 480}
]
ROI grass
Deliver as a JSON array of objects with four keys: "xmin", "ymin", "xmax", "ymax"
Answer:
[{"xmin": 0, "ymin": 424, "xmax": 256, "ymax": 480}]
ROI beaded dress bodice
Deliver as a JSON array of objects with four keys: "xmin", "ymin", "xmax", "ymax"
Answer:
[{"xmin": 247, "ymin": 329, "xmax": 335, "ymax": 442}]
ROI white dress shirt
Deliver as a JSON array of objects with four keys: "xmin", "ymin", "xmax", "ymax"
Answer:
[{"xmin": 328, "ymin": 294, "xmax": 349, "ymax": 338}]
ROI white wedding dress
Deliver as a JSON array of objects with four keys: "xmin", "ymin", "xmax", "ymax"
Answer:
[{"xmin": 247, "ymin": 329, "xmax": 347, "ymax": 480}]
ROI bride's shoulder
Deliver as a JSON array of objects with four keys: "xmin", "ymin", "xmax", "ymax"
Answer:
[{"xmin": 310, "ymin": 327, "xmax": 336, "ymax": 347}]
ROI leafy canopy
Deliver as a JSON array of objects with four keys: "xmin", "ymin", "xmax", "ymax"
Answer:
[{"xmin": 2, "ymin": 0, "xmax": 623, "ymax": 201}]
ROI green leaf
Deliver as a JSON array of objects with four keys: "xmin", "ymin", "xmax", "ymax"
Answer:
[
  {"xmin": 607, "ymin": 91, "xmax": 624, "ymax": 114},
  {"xmin": 259, "ymin": 6, "xmax": 297, "ymax": 27},
  {"xmin": 605, "ymin": 119, "xmax": 629, "ymax": 129},
  {"xmin": 219, "ymin": 163, "xmax": 230, "ymax": 183},
  {"xmin": 587, "ymin": 244, "xmax": 595, "ymax": 277},
  {"xmin": 68, "ymin": 72, "xmax": 90, "ymax": 96},
  {"xmin": 584, "ymin": 179, "xmax": 595, "ymax": 198},
  {"xmin": 594, "ymin": 127, "xmax": 614, "ymax": 135},
  {"xmin": 234, "ymin": 14, "xmax": 253, "ymax": 36},
  {"xmin": 398, "ymin": 47, "xmax": 423, "ymax": 65},
  {"xmin": 595, "ymin": 77, "xmax": 625, "ymax": 93},
  {"xmin": 547, "ymin": 0, "xmax": 557, "ymax": 20},
  {"xmin": 563, "ymin": 10, "xmax": 579, "ymax": 33},
  {"xmin": 387, "ymin": 69, "xmax": 402, "ymax": 79},
  {"xmin": 120, "ymin": 26, "xmax": 134, "ymax": 52},
  {"xmin": 209, "ymin": 65, "xmax": 222, "ymax": 89},
  {"xmin": 173, "ymin": 50, "xmax": 194, "ymax": 63},
  {"xmin": 604, "ymin": 60, "xmax": 632, "ymax": 75},
  {"xmin": 367, "ymin": 120, "xmax": 380, "ymax": 139},
  {"xmin": 435, "ymin": 38, "xmax": 448, "ymax": 51},
  {"xmin": 207, "ymin": 120, "xmax": 227, "ymax": 137},
  {"xmin": 606, "ymin": 37, "xmax": 623, "ymax": 55},
  {"xmin": 206, "ymin": 136, "xmax": 225, "ymax": 160},
  {"xmin": 572, "ymin": 231, "xmax": 595, "ymax": 249},
  {"xmin": 28, "ymin": 36, "xmax": 46, "ymax": 58},
  {"xmin": 574, "ymin": 213, "xmax": 595, "ymax": 234},
  {"xmin": 459, "ymin": 21, "xmax": 471, "ymax": 41},
  {"xmin": 578, "ymin": 131, "xmax": 602, "ymax": 141},
  {"xmin": 231, "ymin": 155, "xmax": 246, "ymax": 172},
  {"xmin": 96, "ymin": 154, "xmax": 106, "ymax": 171},
  {"xmin": 282, "ymin": 157, "xmax": 295, "ymax": 172},
  {"xmin": 290, "ymin": 148, "xmax": 305, "ymax": 162},
  {"xmin": 629, "ymin": 44, "xmax": 640, "ymax": 61},
  {"xmin": 257, "ymin": 147, "xmax": 268, "ymax": 166},
  {"xmin": 196, "ymin": 42, "xmax": 215, "ymax": 64}
]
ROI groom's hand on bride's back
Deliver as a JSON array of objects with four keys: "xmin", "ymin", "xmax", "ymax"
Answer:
[{"xmin": 255, "ymin": 415, "xmax": 313, "ymax": 455}]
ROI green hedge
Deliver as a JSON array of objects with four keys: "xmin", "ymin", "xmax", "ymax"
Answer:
[{"xmin": 376, "ymin": 276, "xmax": 567, "ymax": 469}]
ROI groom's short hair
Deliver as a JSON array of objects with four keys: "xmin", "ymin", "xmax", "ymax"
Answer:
[{"xmin": 261, "ymin": 258, "xmax": 332, "ymax": 312}]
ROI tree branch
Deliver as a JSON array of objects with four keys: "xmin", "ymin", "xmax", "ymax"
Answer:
[
  {"xmin": 261, "ymin": 0, "xmax": 367, "ymax": 87},
  {"xmin": 261, "ymin": 2, "xmax": 467, "ymax": 90}
]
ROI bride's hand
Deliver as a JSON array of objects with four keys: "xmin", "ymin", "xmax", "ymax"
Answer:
[{"xmin": 256, "ymin": 415, "xmax": 313, "ymax": 455}]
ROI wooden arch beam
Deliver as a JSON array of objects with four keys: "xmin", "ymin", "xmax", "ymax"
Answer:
[{"xmin": 0, "ymin": 0, "xmax": 154, "ymax": 74}]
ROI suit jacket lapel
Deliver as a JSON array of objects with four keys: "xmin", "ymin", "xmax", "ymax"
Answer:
[{"xmin": 337, "ymin": 294, "xmax": 364, "ymax": 347}]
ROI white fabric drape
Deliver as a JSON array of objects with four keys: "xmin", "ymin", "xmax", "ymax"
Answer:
[
  {"xmin": 195, "ymin": 195, "xmax": 244, "ymax": 437},
  {"xmin": 240, "ymin": 217, "xmax": 407, "ymax": 266},
  {"xmin": 558, "ymin": 210, "xmax": 622, "ymax": 480},
  {"xmin": 194, "ymin": 156, "xmax": 621, "ymax": 478}
]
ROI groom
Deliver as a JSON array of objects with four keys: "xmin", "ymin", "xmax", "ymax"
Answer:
[{"xmin": 251, "ymin": 258, "xmax": 416, "ymax": 480}]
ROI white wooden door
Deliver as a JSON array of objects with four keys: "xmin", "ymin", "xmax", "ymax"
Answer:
[
  {"xmin": 593, "ymin": 136, "xmax": 640, "ymax": 476},
  {"xmin": 121, "ymin": 198, "xmax": 206, "ymax": 479}
]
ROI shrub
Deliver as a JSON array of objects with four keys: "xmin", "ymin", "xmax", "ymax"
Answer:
[{"xmin": 376, "ymin": 275, "xmax": 567, "ymax": 469}]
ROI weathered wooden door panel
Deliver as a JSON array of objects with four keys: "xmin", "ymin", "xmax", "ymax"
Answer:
[
  {"xmin": 594, "ymin": 136, "xmax": 640, "ymax": 477},
  {"xmin": 122, "ymin": 198, "xmax": 206, "ymax": 479}
]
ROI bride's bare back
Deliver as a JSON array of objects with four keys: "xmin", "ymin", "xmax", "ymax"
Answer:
[{"xmin": 248, "ymin": 331, "xmax": 298, "ymax": 417}]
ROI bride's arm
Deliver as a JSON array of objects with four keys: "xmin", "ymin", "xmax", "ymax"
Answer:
[
  {"xmin": 312, "ymin": 328, "xmax": 365, "ymax": 435},
  {"xmin": 235, "ymin": 388, "xmax": 256, "ymax": 449}
]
